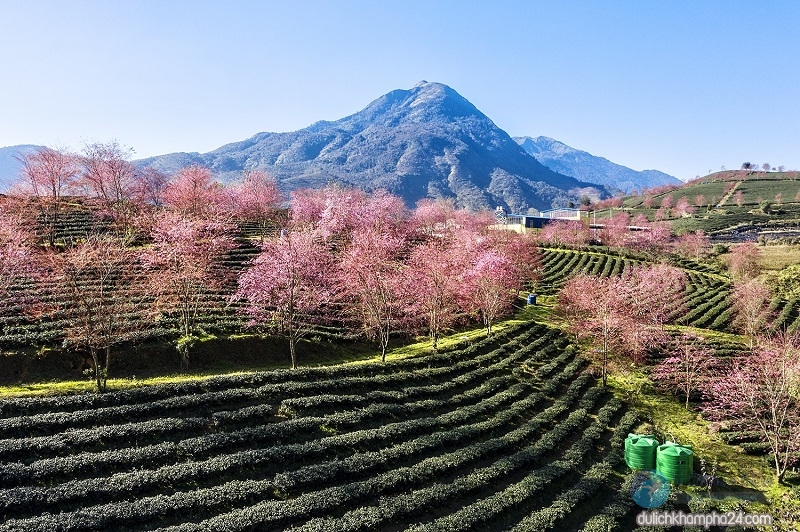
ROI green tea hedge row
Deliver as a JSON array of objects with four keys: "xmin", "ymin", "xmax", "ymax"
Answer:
[
  {"xmin": 1, "ymin": 352, "xmax": 581, "ymax": 489},
  {"xmin": 157, "ymin": 376, "xmax": 596, "ymax": 532}
]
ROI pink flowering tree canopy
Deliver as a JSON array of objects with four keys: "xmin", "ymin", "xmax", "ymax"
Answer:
[
  {"xmin": 404, "ymin": 240, "xmax": 462, "ymax": 350},
  {"xmin": 144, "ymin": 211, "xmax": 235, "ymax": 368},
  {"xmin": 163, "ymin": 165, "xmax": 226, "ymax": 219},
  {"xmin": 235, "ymin": 229, "xmax": 336, "ymax": 369},
  {"xmin": 627, "ymin": 264, "xmax": 687, "ymax": 329},
  {"xmin": 337, "ymin": 229, "xmax": 407, "ymax": 361},
  {"xmin": 79, "ymin": 141, "xmax": 143, "ymax": 238},
  {"xmin": 731, "ymin": 279, "xmax": 773, "ymax": 348},
  {"xmin": 290, "ymin": 185, "xmax": 408, "ymax": 243},
  {"xmin": 48, "ymin": 236, "xmax": 147, "ymax": 391},
  {"xmin": 557, "ymin": 266, "xmax": 683, "ymax": 386},
  {"xmin": 230, "ymin": 170, "xmax": 283, "ymax": 240},
  {"xmin": 727, "ymin": 242, "xmax": 761, "ymax": 281},
  {"xmin": 459, "ymin": 247, "xmax": 519, "ymax": 335},
  {"xmin": 15, "ymin": 146, "xmax": 80, "ymax": 245},
  {"xmin": 652, "ymin": 334, "xmax": 717, "ymax": 409},
  {"xmin": 557, "ymin": 274, "xmax": 635, "ymax": 386},
  {"xmin": 538, "ymin": 219, "xmax": 591, "ymax": 248},
  {"xmin": 703, "ymin": 333, "xmax": 800, "ymax": 482}
]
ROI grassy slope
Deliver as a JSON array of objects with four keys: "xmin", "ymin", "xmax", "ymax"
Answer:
[
  {"xmin": 0, "ymin": 305, "xmax": 543, "ymax": 398},
  {"xmin": 613, "ymin": 171, "xmax": 800, "ymax": 236},
  {"xmin": 533, "ymin": 283, "xmax": 800, "ymax": 526}
]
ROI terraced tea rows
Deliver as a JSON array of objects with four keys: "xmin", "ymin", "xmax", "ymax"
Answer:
[
  {"xmin": 540, "ymin": 247, "xmax": 735, "ymax": 331},
  {"xmin": 0, "ymin": 239, "xmax": 267, "ymax": 349},
  {"xmin": 0, "ymin": 322, "xmax": 639, "ymax": 531},
  {"xmin": 541, "ymin": 246, "xmax": 800, "ymax": 333}
]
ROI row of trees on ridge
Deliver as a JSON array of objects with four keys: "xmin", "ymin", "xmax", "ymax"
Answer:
[{"xmin": 0, "ymin": 144, "xmax": 540, "ymax": 388}]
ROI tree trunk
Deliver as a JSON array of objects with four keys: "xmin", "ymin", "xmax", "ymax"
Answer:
[
  {"xmin": 90, "ymin": 348, "xmax": 104, "ymax": 393},
  {"xmin": 775, "ymin": 453, "xmax": 786, "ymax": 484},
  {"xmin": 178, "ymin": 343, "xmax": 190, "ymax": 370},
  {"xmin": 102, "ymin": 345, "xmax": 110, "ymax": 392},
  {"xmin": 289, "ymin": 337, "xmax": 297, "ymax": 370},
  {"xmin": 601, "ymin": 348, "xmax": 608, "ymax": 387}
]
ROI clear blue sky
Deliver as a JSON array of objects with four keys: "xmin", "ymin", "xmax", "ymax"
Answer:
[{"xmin": 1, "ymin": 0, "xmax": 797, "ymax": 180}]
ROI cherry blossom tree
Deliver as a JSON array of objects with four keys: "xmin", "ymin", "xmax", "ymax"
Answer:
[
  {"xmin": 410, "ymin": 198, "xmax": 491, "ymax": 239},
  {"xmin": 338, "ymin": 229, "xmax": 407, "ymax": 361},
  {"xmin": 163, "ymin": 165, "xmax": 226, "ymax": 219},
  {"xmin": 557, "ymin": 274, "xmax": 636, "ymax": 386},
  {"xmin": 734, "ymin": 190, "xmax": 744, "ymax": 207},
  {"xmin": 694, "ymin": 195, "xmax": 706, "ymax": 208},
  {"xmin": 79, "ymin": 141, "xmax": 142, "ymax": 238},
  {"xmin": 291, "ymin": 185, "xmax": 408, "ymax": 242},
  {"xmin": 731, "ymin": 279, "xmax": 773, "ymax": 348},
  {"xmin": 598, "ymin": 212, "xmax": 631, "ymax": 248},
  {"xmin": 629, "ymin": 221, "xmax": 672, "ymax": 256},
  {"xmin": 405, "ymin": 241, "xmax": 462, "ymax": 350},
  {"xmin": 491, "ymin": 230, "xmax": 542, "ymax": 292},
  {"xmin": 653, "ymin": 206, "xmax": 670, "ymax": 222},
  {"xmin": 235, "ymin": 229, "xmax": 336, "ymax": 369},
  {"xmin": 459, "ymin": 248, "xmax": 519, "ymax": 335},
  {"xmin": 595, "ymin": 197, "xmax": 623, "ymax": 209},
  {"xmin": 144, "ymin": 211, "xmax": 235, "ymax": 368},
  {"xmin": 673, "ymin": 230, "xmax": 711, "ymax": 259},
  {"xmin": 674, "ymin": 196, "xmax": 695, "ymax": 216},
  {"xmin": 628, "ymin": 264, "xmax": 687, "ymax": 330},
  {"xmin": 289, "ymin": 187, "xmax": 328, "ymax": 230},
  {"xmin": 703, "ymin": 332, "xmax": 800, "ymax": 482},
  {"xmin": 0, "ymin": 204, "xmax": 41, "ymax": 321},
  {"xmin": 230, "ymin": 170, "xmax": 283, "ymax": 241},
  {"xmin": 133, "ymin": 166, "xmax": 170, "ymax": 208},
  {"xmin": 727, "ymin": 242, "xmax": 761, "ymax": 280},
  {"xmin": 538, "ymin": 219, "xmax": 590, "ymax": 248},
  {"xmin": 15, "ymin": 146, "xmax": 80, "ymax": 245},
  {"xmin": 49, "ymin": 235, "xmax": 146, "ymax": 391},
  {"xmin": 79, "ymin": 141, "xmax": 137, "ymax": 203},
  {"xmin": 558, "ymin": 266, "xmax": 683, "ymax": 387},
  {"xmin": 652, "ymin": 334, "xmax": 717, "ymax": 409}
]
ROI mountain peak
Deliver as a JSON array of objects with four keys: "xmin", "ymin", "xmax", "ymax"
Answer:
[
  {"xmin": 138, "ymin": 82, "xmax": 602, "ymax": 211},
  {"xmin": 515, "ymin": 136, "xmax": 679, "ymax": 193}
]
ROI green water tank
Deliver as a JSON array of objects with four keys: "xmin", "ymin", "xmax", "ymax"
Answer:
[
  {"xmin": 624, "ymin": 433, "xmax": 659, "ymax": 470},
  {"xmin": 656, "ymin": 442, "xmax": 694, "ymax": 484}
]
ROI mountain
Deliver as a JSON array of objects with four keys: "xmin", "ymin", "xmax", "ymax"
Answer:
[
  {"xmin": 0, "ymin": 145, "xmax": 42, "ymax": 190},
  {"xmin": 139, "ymin": 82, "xmax": 604, "ymax": 212},
  {"xmin": 514, "ymin": 136, "xmax": 681, "ymax": 194}
]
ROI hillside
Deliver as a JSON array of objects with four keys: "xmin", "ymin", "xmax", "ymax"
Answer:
[
  {"xmin": 0, "ymin": 186, "xmax": 797, "ymax": 527},
  {"xmin": 515, "ymin": 136, "xmax": 680, "ymax": 194},
  {"xmin": 615, "ymin": 170, "xmax": 800, "ymax": 240},
  {"xmin": 139, "ymin": 82, "xmax": 604, "ymax": 212},
  {"xmin": 0, "ymin": 321, "xmax": 646, "ymax": 530}
]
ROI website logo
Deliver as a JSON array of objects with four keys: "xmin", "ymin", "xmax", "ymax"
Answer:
[{"xmin": 631, "ymin": 470, "xmax": 670, "ymax": 508}]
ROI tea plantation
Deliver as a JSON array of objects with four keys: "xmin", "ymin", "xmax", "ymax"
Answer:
[{"xmin": 0, "ymin": 322, "xmax": 642, "ymax": 531}]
